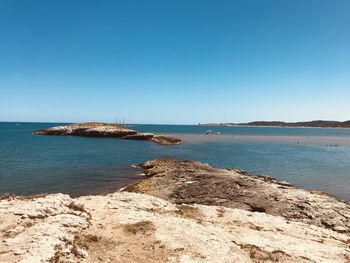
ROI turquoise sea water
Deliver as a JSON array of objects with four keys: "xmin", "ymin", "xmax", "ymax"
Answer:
[{"xmin": 1, "ymin": 122, "xmax": 350, "ymax": 201}]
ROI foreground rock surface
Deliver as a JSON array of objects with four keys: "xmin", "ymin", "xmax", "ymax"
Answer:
[
  {"xmin": 34, "ymin": 122, "xmax": 182, "ymax": 145},
  {"xmin": 126, "ymin": 158, "xmax": 350, "ymax": 234},
  {"xmin": 1, "ymin": 191, "xmax": 349, "ymax": 263}
]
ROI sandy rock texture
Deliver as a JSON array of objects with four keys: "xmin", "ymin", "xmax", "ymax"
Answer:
[
  {"xmin": 33, "ymin": 122, "xmax": 182, "ymax": 145},
  {"xmin": 0, "ymin": 194, "xmax": 90, "ymax": 263},
  {"xmin": 126, "ymin": 158, "xmax": 350, "ymax": 234},
  {"xmin": 1, "ymin": 191, "xmax": 349, "ymax": 263}
]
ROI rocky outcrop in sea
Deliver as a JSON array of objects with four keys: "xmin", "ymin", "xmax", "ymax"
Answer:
[{"xmin": 33, "ymin": 122, "xmax": 182, "ymax": 145}]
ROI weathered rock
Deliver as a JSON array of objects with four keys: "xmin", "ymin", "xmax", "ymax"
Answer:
[
  {"xmin": 1, "ymin": 192, "xmax": 349, "ymax": 263},
  {"xmin": 34, "ymin": 122, "xmax": 183, "ymax": 145},
  {"xmin": 126, "ymin": 158, "xmax": 350, "ymax": 234},
  {"xmin": 151, "ymin": 135, "xmax": 183, "ymax": 145},
  {"xmin": 34, "ymin": 122, "xmax": 137, "ymax": 138},
  {"xmin": 122, "ymin": 132, "xmax": 154, "ymax": 140},
  {"xmin": 0, "ymin": 194, "xmax": 90, "ymax": 263}
]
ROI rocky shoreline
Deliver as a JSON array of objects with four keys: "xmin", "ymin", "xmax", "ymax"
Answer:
[
  {"xmin": 127, "ymin": 158, "xmax": 350, "ymax": 234},
  {"xmin": 1, "ymin": 158, "xmax": 349, "ymax": 262},
  {"xmin": 33, "ymin": 122, "xmax": 182, "ymax": 146}
]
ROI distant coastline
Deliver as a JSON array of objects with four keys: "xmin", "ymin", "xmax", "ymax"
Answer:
[{"xmin": 199, "ymin": 120, "xmax": 350, "ymax": 129}]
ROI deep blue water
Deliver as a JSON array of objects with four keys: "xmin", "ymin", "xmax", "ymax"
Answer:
[{"xmin": 1, "ymin": 122, "xmax": 350, "ymax": 201}]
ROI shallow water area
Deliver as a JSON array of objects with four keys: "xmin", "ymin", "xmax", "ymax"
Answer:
[{"xmin": 176, "ymin": 133, "xmax": 350, "ymax": 146}]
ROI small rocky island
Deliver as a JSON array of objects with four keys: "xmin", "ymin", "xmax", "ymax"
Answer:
[
  {"xmin": 33, "ymin": 122, "xmax": 182, "ymax": 146},
  {"xmin": 201, "ymin": 120, "xmax": 350, "ymax": 128},
  {"xmin": 1, "ymin": 158, "xmax": 349, "ymax": 262}
]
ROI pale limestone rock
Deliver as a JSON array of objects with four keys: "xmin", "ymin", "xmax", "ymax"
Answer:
[{"xmin": 0, "ymin": 192, "xmax": 348, "ymax": 262}]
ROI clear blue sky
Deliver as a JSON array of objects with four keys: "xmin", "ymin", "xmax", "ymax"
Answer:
[{"xmin": 1, "ymin": 0, "xmax": 349, "ymax": 124}]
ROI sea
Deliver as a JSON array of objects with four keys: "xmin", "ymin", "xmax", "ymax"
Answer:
[{"xmin": 1, "ymin": 122, "xmax": 350, "ymax": 201}]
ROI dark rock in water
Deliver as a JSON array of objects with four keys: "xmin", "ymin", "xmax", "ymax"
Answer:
[
  {"xmin": 122, "ymin": 133, "xmax": 154, "ymax": 140},
  {"xmin": 34, "ymin": 122, "xmax": 182, "ymax": 145},
  {"xmin": 151, "ymin": 135, "xmax": 182, "ymax": 145},
  {"xmin": 125, "ymin": 158, "xmax": 350, "ymax": 234},
  {"xmin": 122, "ymin": 133, "xmax": 182, "ymax": 145}
]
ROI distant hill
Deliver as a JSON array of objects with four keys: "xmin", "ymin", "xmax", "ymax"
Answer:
[{"xmin": 200, "ymin": 120, "xmax": 350, "ymax": 128}]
